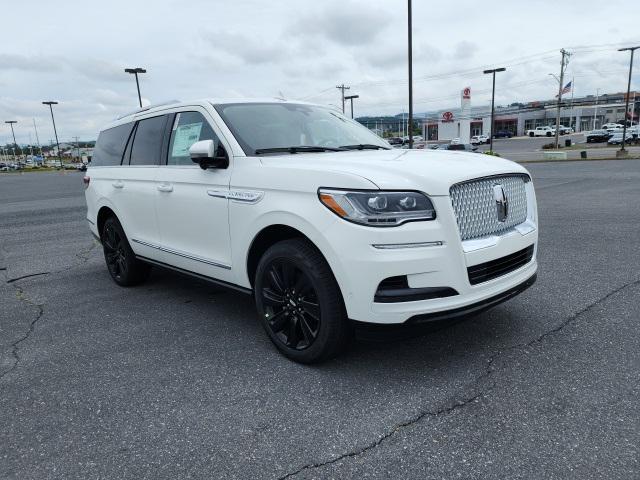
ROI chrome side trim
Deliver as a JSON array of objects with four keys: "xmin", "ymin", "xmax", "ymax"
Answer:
[
  {"xmin": 131, "ymin": 238, "xmax": 231, "ymax": 270},
  {"xmin": 372, "ymin": 241, "xmax": 444, "ymax": 250},
  {"xmin": 207, "ymin": 189, "xmax": 264, "ymax": 204}
]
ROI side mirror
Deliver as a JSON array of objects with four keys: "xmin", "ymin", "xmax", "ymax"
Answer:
[{"xmin": 189, "ymin": 139, "xmax": 229, "ymax": 170}]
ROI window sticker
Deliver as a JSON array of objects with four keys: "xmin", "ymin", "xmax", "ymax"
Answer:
[{"xmin": 172, "ymin": 122, "xmax": 203, "ymax": 157}]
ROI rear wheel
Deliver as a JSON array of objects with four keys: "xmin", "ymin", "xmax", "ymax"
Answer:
[
  {"xmin": 529, "ymin": 132, "xmax": 534, "ymax": 137},
  {"xmin": 254, "ymin": 239, "xmax": 351, "ymax": 363},
  {"xmin": 101, "ymin": 216, "xmax": 151, "ymax": 286}
]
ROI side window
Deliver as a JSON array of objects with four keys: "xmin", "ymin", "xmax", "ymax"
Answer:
[
  {"xmin": 129, "ymin": 115, "xmax": 167, "ymax": 166},
  {"xmin": 92, "ymin": 122, "xmax": 134, "ymax": 166},
  {"xmin": 167, "ymin": 111, "xmax": 219, "ymax": 165}
]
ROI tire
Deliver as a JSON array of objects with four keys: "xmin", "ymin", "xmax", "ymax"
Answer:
[
  {"xmin": 101, "ymin": 216, "xmax": 151, "ymax": 286},
  {"xmin": 529, "ymin": 132, "xmax": 534, "ymax": 137},
  {"xmin": 546, "ymin": 132, "xmax": 551, "ymax": 137},
  {"xmin": 254, "ymin": 238, "xmax": 351, "ymax": 363}
]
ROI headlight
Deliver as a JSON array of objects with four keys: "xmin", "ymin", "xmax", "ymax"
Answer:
[{"xmin": 318, "ymin": 189, "xmax": 435, "ymax": 227}]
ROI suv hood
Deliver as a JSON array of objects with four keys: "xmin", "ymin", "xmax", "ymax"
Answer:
[{"xmin": 259, "ymin": 149, "xmax": 529, "ymax": 196}]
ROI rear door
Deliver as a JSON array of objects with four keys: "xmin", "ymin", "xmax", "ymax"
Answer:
[
  {"xmin": 154, "ymin": 109, "xmax": 233, "ymax": 282},
  {"xmin": 114, "ymin": 114, "xmax": 168, "ymax": 260}
]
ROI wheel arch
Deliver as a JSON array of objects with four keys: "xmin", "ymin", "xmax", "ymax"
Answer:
[
  {"xmin": 97, "ymin": 205, "xmax": 117, "ymax": 238},
  {"xmin": 247, "ymin": 224, "xmax": 315, "ymax": 288}
]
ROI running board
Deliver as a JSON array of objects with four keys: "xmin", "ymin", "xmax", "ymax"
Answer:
[{"xmin": 136, "ymin": 255, "xmax": 253, "ymax": 296}]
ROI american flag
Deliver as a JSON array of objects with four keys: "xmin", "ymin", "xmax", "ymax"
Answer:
[{"xmin": 556, "ymin": 81, "xmax": 572, "ymax": 97}]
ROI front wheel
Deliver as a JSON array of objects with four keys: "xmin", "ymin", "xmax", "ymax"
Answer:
[{"xmin": 254, "ymin": 239, "xmax": 351, "ymax": 363}]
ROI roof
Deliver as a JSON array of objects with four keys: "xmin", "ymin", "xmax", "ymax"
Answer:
[{"xmin": 103, "ymin": 98, "xmax": 320, "ymax": 132}]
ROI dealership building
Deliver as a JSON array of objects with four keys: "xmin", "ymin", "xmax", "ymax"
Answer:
[{"xmin": 422, "ymin": 89, "xmax": 639, "ymax": 143}]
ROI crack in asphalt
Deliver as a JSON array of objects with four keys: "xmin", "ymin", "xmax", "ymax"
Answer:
[
  {"xmin": 279, "ymin": 277, "xmax": 640, "ymax": 479},
  {"xmin": 6, "ymin": 272, "xmax": 51, "ymax": 283},
  {"xmin": 0, "ymin": 281, "xmax": 45, "ymax": 381},
  {"xmin": 0, "ymin": 240, "xmax": 97, "ymax": 381}
]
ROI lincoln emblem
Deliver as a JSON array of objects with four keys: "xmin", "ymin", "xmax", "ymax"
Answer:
[{"xmin": 493, "ymin": 184, "xmax": 509, "ymax": 222}]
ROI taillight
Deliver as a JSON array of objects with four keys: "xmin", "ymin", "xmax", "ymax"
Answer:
[{"xmin": 83, "ymin": 176, "xmax": 90, "ymax": 189}]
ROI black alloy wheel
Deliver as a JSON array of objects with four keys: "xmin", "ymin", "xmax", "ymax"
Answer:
[
  {"xmin": 103, "ymin": 221, "xmax": 128, "ymax": 282},
  {"xmin": 254, "ymin": 238, "xmax": 351, "ymax": 363},
  {"xmin": 101, "ymin": 216, "xmax": 151, "ymax": 286},
  {"xmin": 261, "ymin": 259, "xmax": 320, "ymax": 350}
]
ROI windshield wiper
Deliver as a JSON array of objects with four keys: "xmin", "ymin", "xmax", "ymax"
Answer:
[
  {"xmin": 254, "ymin": 146, "xmax": 345, "ymax": 155},
  {"xmin": 339, "ymin": 144, "xmax": 391, "ymax": 150}
]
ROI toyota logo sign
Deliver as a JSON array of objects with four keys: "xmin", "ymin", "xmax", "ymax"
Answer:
[
  {"xmin": 442, "ymin": 111, "xmax": 454, "ymax": 122},
  {"xmin": 463, "ymin": 87, "xmax": 471, "ymax": 99}
]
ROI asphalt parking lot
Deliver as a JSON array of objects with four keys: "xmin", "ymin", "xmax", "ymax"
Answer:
[{"xmin": 1, "ymin": 162, "xmax": 639, "ymax": 479}]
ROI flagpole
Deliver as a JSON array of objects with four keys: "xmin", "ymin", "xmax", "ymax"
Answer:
[{"xmin": 569, "ymin": 77, "xmax": 575, "ymax": 131}]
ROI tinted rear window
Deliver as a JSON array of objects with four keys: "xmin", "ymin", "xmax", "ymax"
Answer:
[
  {"xmin": 92, "ymin": 122, "xmax": 134, "ymax": 166},
  {"xmin": 129, "ymin": 115, "xmax": 167, "ymax": 166}
]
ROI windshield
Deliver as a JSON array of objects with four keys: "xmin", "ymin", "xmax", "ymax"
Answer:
[{"xmin": 214, "ymin": 102, "xmax": 390, "ymax": 155}]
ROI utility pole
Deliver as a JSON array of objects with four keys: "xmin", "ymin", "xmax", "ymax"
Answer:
[
  {"xmin": 42, "ymin": 101, "xmax": 63, "ymax": 168},
  {"xmin": 73, "ymin": 136, "xmax": 81, "ymax": 162},
  {"xmin": 5, "ymin": 121, "xmax": 19, "ymax": 160},
  {"xmin": 33, "ymin": 118, "xmax": 44, "ymax": 162},
  {"xmin": 592, "ymin": 88, "xmax": 600, "ymax": 130},
  {"xmin": 336, "ymin": 84, "xmax": 350, "ymax": 114},
  {"xmin": 554, "ymin": 48, "xmax": 571, "ymax": 149},
  {"xmin": 618, "ymin": 46, "xmax": 639, "ymax": 155},
  {"xmin": 483, "ymin": 67, "xmax": 506, "ymax": 152},
  {"xmin": 344, "ymin": 94, "xmax": 359, "ymax": 119},
  {"xmin": 407, "ymin": 0, "xmax": 414, "ymax": 149},
  {"xmin": 124, "ymin": 67, "xmax": 147, "ymax": 108}
]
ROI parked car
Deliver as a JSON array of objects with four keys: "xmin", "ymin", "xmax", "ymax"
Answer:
[
  {"xmin": 556, "ymin": 125, "xmax": 573, "ymax": 135},
  {"xmin": 493, "ymin": 130, "xmax": 514, "ymax": 139},
  {"xmin": 437, "ymin": 143, "xmax": 478, "ymax": 152},
  {"xmin": 526, "ymin": 126, "xmax": 555, "ymax": 137},
  {"xmin": 602, "ymin": 123, "xmax": 624, "ymax": 131},
  {"xmin": 387, "ymin": 137, "xmax": 403, "ymax": 145},
  {"xmin": 585, "ymin": 130, "xmax": 611, "ymax": 143},
  {"xmin": 85, "ymin": 99, "xmax": 538, "ymax": 363},
  {"xmin": 470, "ymin": 134, "xmax": 489, "ymax": 145},
  {"xmin": 607, "ymin": 132, "xmax": 635, "ymax": 145}
]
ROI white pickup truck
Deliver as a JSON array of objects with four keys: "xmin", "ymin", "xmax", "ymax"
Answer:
[{"xmin": 527, "ymin": 126, "xmax": 556, "ymax": 137}]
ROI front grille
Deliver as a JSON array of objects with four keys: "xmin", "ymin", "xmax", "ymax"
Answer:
[
  {"xmin": 450, "ymin": 175, "xmax": 529, "ymax": 241},
  {"xmin": 467, "ymin": 245, "xmax": 534, "ymax": 285}
]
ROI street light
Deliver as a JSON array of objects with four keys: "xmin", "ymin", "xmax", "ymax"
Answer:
[
  {"xmin": 618, "ymin": 46, "xmax": 639, "ymax": 155},
  {"xmin": 42, "ymin": 101, "xmax": 63, "ymax": 168},
  {"xmin": 483, "ymin": 67, "xmax": 506, "ymax": 152},
  {"xmin": 5, "ymin": 121, "xmax": 18, "ymax": 160},
  {"xmin": 124, "ymin": 67, "xmax": 147, "ymax": 108},
  {"xmin": 344, "ymin": 94, "xmax": 359, "ymax": 119},
  {"xmin": 407, "ymin": 0, "xmax": 414, "ymax": 149}
]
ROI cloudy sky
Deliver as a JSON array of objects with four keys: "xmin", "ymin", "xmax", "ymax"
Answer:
[{"xmin": 1, "ymin": 0, "xmax": 638, "ymax": 144}]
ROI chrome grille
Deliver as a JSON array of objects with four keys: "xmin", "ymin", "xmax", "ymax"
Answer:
[{"xmin": 450, "ymin": 175, "xmax": 528, "ymax": 241}]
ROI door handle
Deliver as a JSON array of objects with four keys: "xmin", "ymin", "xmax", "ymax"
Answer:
[
  {"xmin": 112, "ymin": 181, "xmax": 124, "ymax": 189},
  {"xmin": 157, "ymin": 183, "xmax": 173, "ymax": 193}
]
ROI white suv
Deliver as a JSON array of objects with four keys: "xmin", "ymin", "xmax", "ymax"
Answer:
[{"xmin": 84, "ymin": 99, "xmax": 538, "ymax": 363}]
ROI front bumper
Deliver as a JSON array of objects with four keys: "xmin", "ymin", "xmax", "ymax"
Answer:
[{"xmin": 321, "ymin": 195, "xmax": 538, "ymax": 324}]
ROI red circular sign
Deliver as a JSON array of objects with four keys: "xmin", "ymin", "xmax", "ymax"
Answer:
[
  {"xmin": 463, "ymin": 87, "xmax": 471, "ymax": 98},
  {"xmin": 442, "ymin": 111, "xmax": 454, "ymax": 122}
]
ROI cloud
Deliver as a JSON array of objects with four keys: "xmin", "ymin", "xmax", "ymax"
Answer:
[
  {"xmin": 453, "ymin": 41, "xmax": 478, "ymax": 60},
  {"xmin": 203, "ymin": 31, "xmax": 289, "ymax": 65},
  {"xmin": 295, "ymin": 2, "xmax": 390, "ymax": 47},
  {"xmin": 0, "ymin": 54, "xmax": 61, "ymax": 72}
]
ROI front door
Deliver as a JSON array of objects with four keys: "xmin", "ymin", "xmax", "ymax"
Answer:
[{"xmin": 154, "ymin": 109, "xmax": 233, "ymax": 282}]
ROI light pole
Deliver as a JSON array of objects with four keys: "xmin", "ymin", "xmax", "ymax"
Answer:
[
  {"xmin": 344, "ymin": 94, "xmax": 359, "ymax": 119},
  {"xmin": 592, "ymin": 88, "xmax": 600, "ymax": 130},
  {"xmin": 5, "ymin": 121, "xmax": 19, "ymax": 160},
  {"xmin": 618, "ymin": 46, "xmax": 639, "ymax": 155},
  {"xmin": 124, "ymin": 67, "xmax": 147, "ymax": 108},
  {"xmin": 407, "ymin": 0, "xmax": 414, "ymax": 149},
  {"xmin": 42, "ymin": 101, "xmax": 63, "ymax": 168},
  {"xmin": 483, "ymin": 67, "xmax": 506, "ymax": 152}
]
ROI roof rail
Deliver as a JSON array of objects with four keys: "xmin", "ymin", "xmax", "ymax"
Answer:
[{"xmin": 116, "ymin": 100, "xmax": 181, "ymax": 120}]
